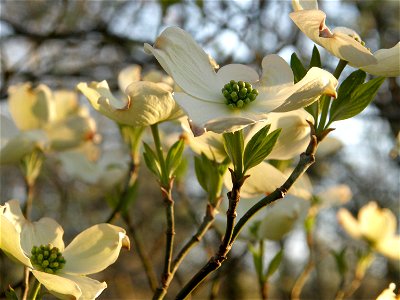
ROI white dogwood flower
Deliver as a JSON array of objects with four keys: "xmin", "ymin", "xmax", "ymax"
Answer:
[
  {"xmin": 337, "ymin": 202, "xmax": 400, "ymax": 260},
  {"xmin": 290, "ymin": 0, "xmax": 400, "ymax": 77},
  {"xmin": 0, "ymin": 200, "xmax": 130, "ymax": 299},
  {"xmin": 145, "ymin": 27, "xmax": 337, "ymax": 133}
]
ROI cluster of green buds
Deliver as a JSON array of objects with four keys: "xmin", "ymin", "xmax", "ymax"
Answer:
[
  {"xmin": 30, "ymin": 244, "xmax": 66, "ymax": 274},
  {"xmin": 222, "ymin": 80, "xmax": 259, "ymax": 109}
]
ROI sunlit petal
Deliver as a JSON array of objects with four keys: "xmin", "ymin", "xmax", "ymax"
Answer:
[
  {"xmin": 216, "ymin": 64, "xmax": 259, "ymax": 86},
  {"xmin": 273, "ymin": 67, "xmax": 338, "ymax": 112},
  {"xmin": 292, "ymin": 0, "xmax": 318, "ymax": 11},
  {"xmin": 53, "ymin": 90, "xmax": 80, "ymax": 122},
  {"xmin": 59, "ymin": 273, "xmax": 107, "ymax": 299},
  {"xmin": 144, "ymin": 27, "xmax": 221, "ymax": 101},
  {"xmin": 62, "ymin": 224, "xmax": 130, "ymax": 275},
  {"xmin": 118, "ymin": 64, "xmax": 142, "ymax": 93},
  {"xmin": 32, "ymin": 270, "xmax": 82, "ymax": 300},
  {"xmin": 376, "ymin": 236, "xmax": 400, "ymax": 260},
  {"xmin": 337, "ymin": 208, "xmax": 362, "ymax": 239},
  {"xmin": 362, "ymin": 43, "xmax": 400, "ymax": 77},
  {"xmin": 260, "ymin": 54, "xmax": 294, "ymax": 90}
]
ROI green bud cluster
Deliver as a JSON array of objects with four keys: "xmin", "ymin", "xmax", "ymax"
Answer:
[
  {"xmin": 30, "ymin": 244, "xmax": 66, "ymax": 274},
  {"xmin": 222, "ymin": 80, "xmax": 259, "ymax": 109}
]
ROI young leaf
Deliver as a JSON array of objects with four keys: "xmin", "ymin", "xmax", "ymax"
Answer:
[
  {"xmin": 223, "ymin": 130, "xmax": 244, "ymax": 176},
  {"xmin": 265, "ymin": 249, "xmax": 283, "ymax": 278},
  {"xmin": 166, "ymin": 139, "xmax": 185, "ymax": 177},
  {"xmin": 5, "ymin": 286, "xmax": 18, "ymax": 300},
  {"xmin": 309, "ymin": 45, "xmax": 322, "ymax": 68},
  {"xmin": 243, "ymin": 127, "xmax": 281, "ymax": 172},
  {"xmin": 290, "ymin": 53, "xmax": 307, "ymax": 83},
  {"xmin": 143, "ymin": 142, "xmax": 162, "ymax": 178},
  {"xmin": 249, "ymin": 243, "xmax": 263, "ymax": 280},
  {"xmin": 329, "ymin": 75, "xmax": 385, "ymax": 123}
]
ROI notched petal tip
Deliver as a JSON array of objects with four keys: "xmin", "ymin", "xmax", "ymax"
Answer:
[{"xmin": 121, "ymin": 232, "xmax": 130, "ymax": 251}]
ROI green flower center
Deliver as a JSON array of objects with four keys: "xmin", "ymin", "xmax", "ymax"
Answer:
[
  {"xmin": 30, "ymin": 244, "xmax": 66, "ymax": 274},
  {"xmin": 222, "ymin": 80, "xmax": 258, "ymax": 109}
]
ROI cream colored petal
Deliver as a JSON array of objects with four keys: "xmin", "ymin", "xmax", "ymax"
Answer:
[
  {"xmin": 246, "ymin": 110, "xmax": 312, "ymax": 160},
  {"xmin": 0, "ymin": 130, "xmax": 48, "ymax": 165},
  {"xmin": 8, "ymin": 83, "xmax": 55, "ymax": 130},
  {"xmin": 144, "ymin": 27, "xmax": 221, "ymax": 101},
  {"xmin": 53, "ymin": 90, "xmax": 79, "ymax": 122},
  {"xmin": 376, "ymin": 236, "xmax": 400, "ymax": 260},
  {"xmin": 59, "ymin": 274, "xmax": 107, "ymax": 299},
  {"xmin": 32, "ymin": 270, "xmax": 82, "ymax": 300},
  {"xmin": 0, "ymin": 214, "xmax": 32, "ymax": 267},
  {"xmin": 358, "ymin": 202, "xmax": 397, "ymax": 243},
  {"xmin": 216, "ymin": 64, "xmax": 259, "ymax": 86},
  {"xmin": 78, "ymin": 80, "xmax": 183, "ymax": 127},
  {"xmin": 362, "ymin": 43, "xmax": 400, "ymax": 77},
  {"xmin": 289, "ymin": 10, "xmax": 376, "ymax": 67},
  {"xmin": 224, "ymin": 162, "xmax": 287, "ymax": 198},
  {"xmin": 45, "ymin": 115, "xmax": 96, "ymax": 151},
  {"xmin": 1, "ymin": 199, "xmax": 27, "ymax": 232},
  {"xmin": 376, "ymin": 283, "xmax": 397, "ymax": 300},
  {"xmin": 292, "ymin": 0, "xmax": 318, "ymax": 11},
  {"xmin": 273, "ymin": 67, "xmax": 338, "ymax": 112},
  {"xmin": 260, "ymin": 54, "xmax": 294, "ymax": 90},
  {"xmin": 317, "ymin": 184, "xmax": 352, "ymax": 208},
  {"xmin": 0, "ymin": 115, "xmax": 19, "ymax": 142},
  {"xmin": 118, "ymin": 64, "xmax": 142, "ymax": 93},
  {"xmin": 181, "ymin": 120, "xmax": 227, "ymax": 162},
  {"xmin": 337, "ymin": 208, "xmax": 362, "ymax": 239},
  {"xmin": 20, "ymin": 217, "xmax": 65, "ymax": 254},
  {"xmin": 258, "ymin": 196, "xmax": 310, "ymax": 240},
  {"xmin": 62, "ymin": 224, "xmax": 130, "ymax": 275},
  {"xmin": 315, "ymin": 136, "xmax": 343, "ymax": 159}
]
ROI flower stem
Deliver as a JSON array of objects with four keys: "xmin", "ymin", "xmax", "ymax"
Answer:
[
  {"xmin": 28, "ymin": 279, "xmax": 41, "ymax": 300},
  {"xmin": 317, "ymin": 59, "xmax": 348, "ymax": 132},
  {"xmin": 150, "ymin": 124, "xmax": 168, "ymax": 187}
]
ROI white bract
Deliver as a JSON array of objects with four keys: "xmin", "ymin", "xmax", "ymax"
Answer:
[
  {"xmin": 376, "ymin": 283, "xmax": 397, "ymax": 300},
  {"xmin": 0, "ymin": 83, "xmax": 96, "ymax": 164},
  {"xmin": 290, "ymin": 0, "xmax": 400, "ymax": 77},
  {"xmin": 337, "ymin": 202, "xmax": 400, "ymax": 260},
  {"xmin": 0, "ymin": 200, "xmax": 130, "ymax": 299},
  {"xmin": 145, "ymin": 27, "xmax": 338, "ymax": 134}
]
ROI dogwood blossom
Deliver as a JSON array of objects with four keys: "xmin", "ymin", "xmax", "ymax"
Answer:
[
  {"xmin": 0, "ymin": 200, "xmax": 130, "ymax": 299},
  {"xmin": 77, "ymin": 65, "xmax": 184, "ymax": 127},
  {"xmin": 290, "ymin": 0, "xmax": 400, "ymax": 77},
  {"xmin": 0, "ymin": 83, "xmax": 96, "ymax": 164},
  {"xmin": 145, "ymin": 27, "xmax": 337, "ymax": 133},
  {"xmin": 337, "ymin": 202, "xmax": 400, "ymax": 260}
]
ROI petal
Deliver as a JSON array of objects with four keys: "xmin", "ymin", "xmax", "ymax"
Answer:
[
  {"xmin": 315, "ymin": 136, "xmax": 343, "ymax": 159},
  {"xmin": 292, "ymin": 0, "xmax": 318, "ymax": 11},
  {"xmin": 273, "ymin": 67, "xmax": 338, "ymax": 112},
  {"xmin": 289, "ymin": 10, "xmax": 377, "ymax": 67},
  {"xmin": 376, "ymin": 283, "xmax": 397, "ymax": 300},
  {"xmin": 358, "ymin": 202, "xmax": 397, "ymax": 242},
  {"xmin": 59, "ymin": 274, "xmax": 107, "ymax": 299},
  {"xmin": 181, "ymin": 119, "xmax": 227, "ymax": 162},
  {"xmin": 260, "ymin": 54, "xmax": 294, "ymax": 90},
  {"xmin": 224, "ymin": 162, "xmax": 287, "ymax": 198},
  {"xmin": 258, "ymin": 196, "xmax": 310, "ymax": 240},
  {"xmin": 21, "ymin": 217, "xmax": 65, "ymax": 254},
  {"xmin": 245, "ymin": 110, "xmax": 312, "ymax": 160},
  {"xmin": 0, "ymin": 213, "xmax": 32, "ymax": 267},
  {"xmin": 0, "ymin": 130, "xmax": 48, "ymax": 165},
  {"xmin": 53, "ymin": 90, "xmax": 79, "ymax": 122},
  {"xmin": 45, "ymin": 115, "xmax": 97, "ymax": 151},
  {"xmin": 78, "ymin": 80, "xmax": 183, "ymax": 127},
  {"xmin": 118, "ymin": 64, "xmax": 142, "ymax": 93},
  {"xmin": 376, "ymin": 236, "xmax": 400, "ymax": 260},
  {"xmin": 316, "ymin": 184, "xmax": 352, "ymax": 208},
  {"xmin": 32, "ymin": 270, "xmax": 82, "ymax": 300},
  {"xmin": 362, "ymin": 43, "xmax": 400, "ymax": 77},
  {"xmin": 144, "ymin": 27, "xmax": 221, "ymax": 101},
  {"xmin": 8, "ymin": 83, "xmax": 55, "ymax": 130},
  {"xmin": 337, "ymin": 208, "xmax": 362, "ymax": 239},
  {"xmin": 1, "ymin": 199, "xmax": 27, "ymax": 232},
  {"xmin": 216, "ymin": 64, "xmax": 259, "ymax": 86},
  {"xmin": 0, "ymin": 115, "xmax": 19, "ymax": 142},
  {"xmin": 62, "ymin": 223, "xmax": 130, "ymax": 275}
]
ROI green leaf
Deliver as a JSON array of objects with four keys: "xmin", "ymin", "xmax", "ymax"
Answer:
[
  {"xmin": 265, "ymin": 249, "xmax": 283, "ymax": 278},
  {"xmin": 329, "ymin": 74, "xmax": 385, "ymax": 123},
  {"xmin": 243, "ymin": 126, "xmax": 281, "ymax": 172},
  {"xmin": 166, "ymin": 139, "xmax": 185, "ymax": 177},
  {"xmin": 194, "ymin": 154, "xmax": 209, "ymax": 192},
  {"xmin": 309, "ymin": 45, "xmax": 321, "ymax": 68},
  {"xmin": 5, "ymin": 286, "xmax": 18, "ymax": 300},
  {"xmin": 223, "ymin": 130, "xmax": 244, "ymax": 176},
  {"xmin": 143, "ymin": 142, "xmax": 161, "ymax": 178},
  {"xmin": 290, "ymin": 53, "xmax": 307, "ymax": 83},
  {"xmin": 331, "ymin": 248, "xmax": 347, "ymax": 276},
  {"xmin": 249, "ymin": 243, "xmax": 263, "ymax": 280}
]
